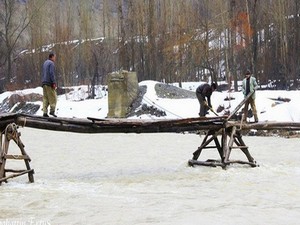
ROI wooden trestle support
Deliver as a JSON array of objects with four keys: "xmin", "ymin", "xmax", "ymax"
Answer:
[
  {"xmin": 188, "ymin": 125, "xmax": 258, "ymax": 168},
  {"xmin": 188, "ymin": 91, "xmax": 259, "ymax": 169},
  {"xmin": 0, "ymin": 123, "xmax": 34, "ymax": 185}
]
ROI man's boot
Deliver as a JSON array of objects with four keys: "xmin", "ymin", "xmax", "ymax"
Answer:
[{"xmin": 50, "ymin": 111, "xmax": 57, "ymax": 117}]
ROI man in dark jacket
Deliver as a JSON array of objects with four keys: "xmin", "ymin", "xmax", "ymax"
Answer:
[
  {"xmin": 42, "ymin": 53, "xmax": 57, "ymax": 117},
  {"xmin": 196, "ymin": 83, "xmax": 217, "ymax": 117}
]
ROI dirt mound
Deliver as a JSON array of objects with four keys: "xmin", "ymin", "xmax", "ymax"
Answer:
[
  {"xmin": 127, "ymin": 83, "xmax": 195, "ymax": 118},
  {"xmin": 155, "ymin": 83, "xmax": 195, "ymax": 99}
]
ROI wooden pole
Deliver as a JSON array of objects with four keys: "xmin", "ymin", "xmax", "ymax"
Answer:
[
  {"xmin": 221, "ymin": 128, "xmax": 227, "ymax": 161},
  {"xmin": 224, "ymin": 126, "xmax": 236, "ymax": 163},
  {"xmin": 234, "ymin": 131, "xmax": 255, "ymax": 164},
  {"xmin": 0, "ymin": 130, "xmax": 10, "ymax": 183},
  {"xmin": 214, "ymin": 136, "xmax": 223, "ymax": 161},
  {"xmin": 225, "ymin": 91, "xmax": 254, "ymax": 122}
]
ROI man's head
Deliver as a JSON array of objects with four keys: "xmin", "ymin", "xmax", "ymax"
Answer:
[
  {"xmin": 211, "ymin": 82, "xmax": 217, "ymax": 91},
  {"xmin": 49, "ymin": 53, "xmax": 56, "ymax": 62},
  {"xmin": 245, "ymin": 69, "xmax": 251, "ymax": 78}
]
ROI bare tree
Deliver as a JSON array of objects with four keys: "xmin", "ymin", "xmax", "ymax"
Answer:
[
  {"xmin": 117, "ymin": 0, "xmax": 127, "ymax": 70},
  {"xmin": 288, "ymin": 0, "xmax": 300, "ymax": 89},
  {"xmin": 0, "ymin": 0, "xmax": 43, "ymax": 84},
  {"xmin": 3, "ymin": 0, "xmax": 300, "ymax": 91}
]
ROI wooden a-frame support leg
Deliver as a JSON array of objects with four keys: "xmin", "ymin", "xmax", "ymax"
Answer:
[
  {"xmin": 223, "ymin": 127, "xmax": 257, "ymax": 167},
  {"xmin": 0, "ymin": 129, "xmax": 9, "ymax": 183},
  {"xmin": 233, "ymin": 130, "xmax": 256, "ymax": 166},
  {"xmin": 192, "ymin": 130, "xmax": 216, "ymax": 160},
  {"xmin": 0, "ymin": 123, "xmax": 34, "ymax": 185},
  {"xmin": 224, "ymin": 126, "xmax": 236, "ymax": 163},
  {"xmin": 189, "ymin": 126, "xmax": 258, "ymax": 168},
  {"xmin": 214, "ymin": 135, "xmax": 224, "ymax": 162},
  {"xmin": 189, "ymin": 129, "xmax": 225, "ymax": 168}
]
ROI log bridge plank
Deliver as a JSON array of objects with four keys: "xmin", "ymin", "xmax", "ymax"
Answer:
[{"xmin": 0, "ymin": 111, "xmax": 299, "ymax": 181}]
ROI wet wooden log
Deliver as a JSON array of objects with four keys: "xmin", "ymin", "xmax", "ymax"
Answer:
[
  {"xmin": 0, "ymin": 113, "xmax": 296, "ymax": 134},
  {"xmin": 16, "ymin": 115, "xmax": 226, "ymax": 134},
  {"xmin": 188, "ymin": 159, "xmax": 225, "ymax": 168},
  {"xmin": 227, "ymin": 121, "xmax": 300, "ymax": 130},
  {"xmin": 224, "ymin": 160, "xmax": 257, "ymax": 167}
]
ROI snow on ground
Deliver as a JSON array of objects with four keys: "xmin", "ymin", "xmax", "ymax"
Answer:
[{"xmin": 0, "ymin": 81, "xmax": 299, "ymax": 122}]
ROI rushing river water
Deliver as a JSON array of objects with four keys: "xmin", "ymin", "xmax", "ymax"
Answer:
[{"xmin": 0, "ymin": 128, "xmax": 299, "ymax": 225}]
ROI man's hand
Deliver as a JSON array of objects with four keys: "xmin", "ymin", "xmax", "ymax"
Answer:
[
  {"xmin": 52, "ymin": 83, "xmax": 57, "ymax": 90},
  {"xmin": 204, "ymin": 101, "xmax": 212, "ymax": 108}
]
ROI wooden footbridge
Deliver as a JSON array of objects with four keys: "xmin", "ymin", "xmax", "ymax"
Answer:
[{"xmin": 1, "ymin": 92, "xmax": 300, "ymax": 184}]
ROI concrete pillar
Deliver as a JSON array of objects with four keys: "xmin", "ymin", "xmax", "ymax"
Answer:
[{"xmin": 107, "ymin": 70, "xmax": 138, "ymax": 118}]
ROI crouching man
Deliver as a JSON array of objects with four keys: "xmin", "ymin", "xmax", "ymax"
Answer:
[{"xmin": 196, "ymin": 83, "xmax": 217, "ymax": 117}]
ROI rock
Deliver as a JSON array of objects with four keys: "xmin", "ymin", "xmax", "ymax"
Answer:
[{"xmin": 0, "ymin": 93, "xmax": 42, "ymax": 114}]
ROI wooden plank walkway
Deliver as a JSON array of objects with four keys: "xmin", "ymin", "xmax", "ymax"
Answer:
[
  {"xmin": 16, "ymin": 113, "xmax": 226, "ymax": 133},
  {"xmin": 1, "ymin": 112, "xmax": 300, "ymax": 185},
  {"xmin": 1, "ymin": 113, "xmax": 300, "ymax": 133}
]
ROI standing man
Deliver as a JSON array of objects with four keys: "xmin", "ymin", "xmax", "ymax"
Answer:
[
  {"xmin": 196, "ymin": 83, "xmax": 217, "ymax": 117},
  {"xmin": 242, "ymin": 69, "xmax": 258, "ymax": 122},
  {"xmin": 42, "ymin": 52, "xmax": 57, "ymax": 117}
]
